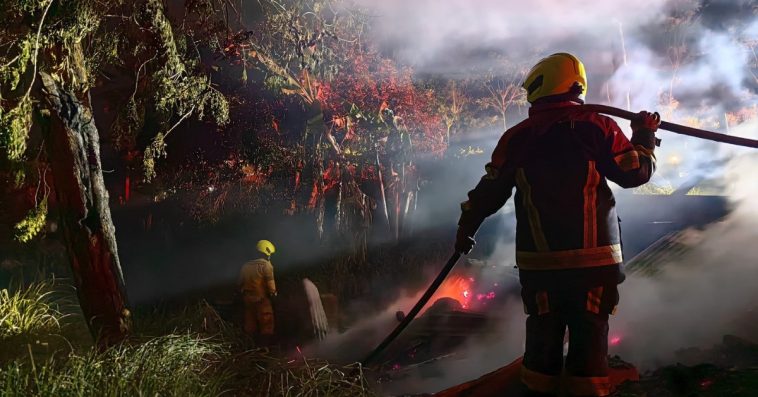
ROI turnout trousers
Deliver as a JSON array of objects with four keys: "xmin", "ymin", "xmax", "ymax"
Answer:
[
  {"xmin": 520, "ymin": 285, "xmax": 619, "ymax": 397},
  {"xmin": 242, "ymin": 294, "xmax": 275, "ymax": 336}
]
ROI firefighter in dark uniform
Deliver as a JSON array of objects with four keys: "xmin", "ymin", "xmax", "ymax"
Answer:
[{"xmin": 455, "ymin": 53, "xmax": 660, "ymax": 396}]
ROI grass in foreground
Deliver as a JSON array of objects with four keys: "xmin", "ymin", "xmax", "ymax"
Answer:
[
  {"xmin": 224, "ymin": 348, "xmax": 373, "ymax": 397},
  {"xmin": 0, "ymin": 280, "xmax": 374, "ymax": 396},
  {"xmin": 0, "ymin": 334, "xmax": 227, "ymax": 396},
  {"xmin": 0, "ymin": 280, "xmax": 63, "ymax": 340}
]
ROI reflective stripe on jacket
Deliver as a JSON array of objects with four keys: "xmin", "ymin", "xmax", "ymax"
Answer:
[{"xmin": 459, "ymin": 101, "xmax": 656, "ymax": 278}]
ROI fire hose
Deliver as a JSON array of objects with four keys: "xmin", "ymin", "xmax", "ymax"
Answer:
[
  {"xmin": 361, "ymin": 105, "xmax": 758, "ymax": 368},
  {"xmin": 362, "ymin": 252, "xmax": 462, "ymax": 366},
  {"xmin": 582, "ymin": 104, "xmax": 758, "ymax": 148}
]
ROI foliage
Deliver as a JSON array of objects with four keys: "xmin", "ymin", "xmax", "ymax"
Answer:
[
  {"xmin": 0, "ymin": 96, "xmax": 32, "ymax": 161},
  {"xmin": 0, "ymin": 280, "xmax": 62, "ymax": 341},
  {"xmin": 135, "ymin": 0, "xmax": 230, "ymax": 181},
  {"xmin": 0, "ymin": 0, "xmax": 232, "ymax": 183},
  {"xmin": 251, "ymin": 0, "xmax": 349, "ymax": 83},
  {"xmin": 142, "ymin": 132, "xmax": 166, "ymax": 182},
  {"xmin": 0, "ymin": 36, "xmax": 33, "ymax": 93},
  {"xmin": 13, "ymin": 197, "xmax": 47, "ymax": 243}
]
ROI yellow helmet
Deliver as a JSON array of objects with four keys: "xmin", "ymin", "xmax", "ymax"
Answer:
[
  {"xmin": 522, "ymin": 53, "xmax": 587, "ymax": 104},
  {"xmin": 256, "ymin": 240, "xmax": 276, "ymax": 256}
]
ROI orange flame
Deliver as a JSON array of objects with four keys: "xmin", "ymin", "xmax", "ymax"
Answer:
[{"xmin": 433, "ymin": 275, "xmax": 473, "ymax": 309}]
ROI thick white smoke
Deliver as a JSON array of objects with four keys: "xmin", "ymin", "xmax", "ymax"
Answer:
[
  {"xmin": 609, "ymin": 118, "xmax": 758, "ymax": 369},
  {"xmin": 353, "ymin": 0, "xmax": 666, "ymax": 76},
  {"xmin": 312, "ymin": 1, "xmax": 758, "ymax": 393}
]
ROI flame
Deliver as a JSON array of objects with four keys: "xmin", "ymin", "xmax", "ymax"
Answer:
[
  {"xmin": 433, "ymin": 275, "xmax": 473, "ymax": 309},
  {"xmin": 428, "ymin": 274, "xmax": 502, "ymax": 311}
]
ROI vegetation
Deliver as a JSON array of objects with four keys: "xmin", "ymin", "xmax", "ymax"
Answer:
[
  {"xmin": 0, "ymin": 280, "xmax": 62, "ymax": 340},
  {"xmin": 0, "ymin": 280, "xmax": 375, "ymax": 396},
  {"xmin": 0, "ymin": 335, "xmax": 228, "ymax": 396}
]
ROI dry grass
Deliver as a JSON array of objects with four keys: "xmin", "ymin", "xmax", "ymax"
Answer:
[
  {"xmin": 0, "ymin": 334, "xmax": 228, "ymax": 396},
  {"xmin": 224, "ymin": 348, "xmax": 374, "ymax": 397},
  {"xmin": 0, "ymin": 280, "xmax": 376, "ymax": 396}
]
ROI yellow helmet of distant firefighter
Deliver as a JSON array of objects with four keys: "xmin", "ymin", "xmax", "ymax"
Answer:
[
  {"xmin": 522, "ymin": 52, "xmax": 587, "ymax": 103},
  {"xmin": 256, "ymin": 240, "xmax": 276, "ymax": 257}
]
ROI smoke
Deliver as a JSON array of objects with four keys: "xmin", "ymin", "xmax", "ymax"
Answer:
[
  {"xmin": 377, "ymin": 298, "xmax": 526, "ymax": 396},
  {"xmin": 325, "ymin": 1, "xmax": 758, "ymax": 392},
  {"xmin": 609, "ymin": 118, "xmax": 758, "ymax": 369},
  {"xmin": 354, "ymin": 0, "xmax": 666, "ymax": 77},
  {"xmin": 350, "ymin": 0, "xmax": 758, "ymax": 238},
  {"xmin": 357, "ymin": 0, "xmax": 757, "ymax": 105},
  {"xmin": 304, "ymin": 290, "xmax": 417, "ymax": 363},
  {"xmin": 305, "ymin": 254, "xmax": 528, "ymax": 395}
]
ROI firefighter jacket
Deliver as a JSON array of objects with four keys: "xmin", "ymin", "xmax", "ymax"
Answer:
[
  {"xmin": 458, "ymin": 101, "xmax": 656, "ymax": 288},
  {"xmin": 239, "ymin": 258, "xmax": 277, "ymax": 301}
]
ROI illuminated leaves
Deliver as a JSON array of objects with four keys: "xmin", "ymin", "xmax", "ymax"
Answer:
[
  {"xmin": 0, "ymin": 96, "xmax": 32, "ymax": 161},
  {"xmin": 14, "ymin": 198, "xmax": 47, "ymax": 243}
]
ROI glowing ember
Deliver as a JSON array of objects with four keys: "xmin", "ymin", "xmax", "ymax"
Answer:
[
  {"xmin": 432, "ymin": 275, "xmax": 473, "ymax": 309},
  {"xmin": 430, "ymin": 274, "xmax": 502, "ymax": 310}
]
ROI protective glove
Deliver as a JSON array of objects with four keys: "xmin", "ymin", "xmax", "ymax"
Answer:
[
  {"xmin": 455, "ymin": 227, "xmax": 476, "ymax": 255},
  {"xmin": 630, "ymin": 111, "xmax": 661, "ymax": 148}
]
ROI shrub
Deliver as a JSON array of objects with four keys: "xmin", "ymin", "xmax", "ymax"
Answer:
[{"xmin": 0, "ymin": 281, "xmax": 63, "ymax": 340}]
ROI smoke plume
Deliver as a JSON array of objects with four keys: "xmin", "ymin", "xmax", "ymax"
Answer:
[
  {"xmin": 332, "ymin": 0, "xmax": 758, "ymax": 393},
  {"xmin": 610, "ymin": 119, "xmax": 758, "ymax": 370}
]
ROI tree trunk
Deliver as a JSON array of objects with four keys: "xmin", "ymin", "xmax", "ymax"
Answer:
[{"xmin": 40, "ymin": 71, "xmax": 131, "ymax": 348}]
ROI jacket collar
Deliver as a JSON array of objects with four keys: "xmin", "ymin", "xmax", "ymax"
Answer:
[{"xmin": 528, "ymin": 101, "xmax": 581, "ymax": 117}]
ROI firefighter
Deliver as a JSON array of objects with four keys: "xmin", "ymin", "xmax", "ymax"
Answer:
[
  {"xmin": 455, "ymin": 53, "xmax": 660, "ymax": 397},
  {"xmin": 239, "ymin": 239, "xmax": 278, "ymax": 345}
]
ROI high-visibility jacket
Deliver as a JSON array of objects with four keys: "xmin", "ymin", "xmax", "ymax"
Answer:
[
  {"xmin": 459, "ymin": 101, "xmax": 656, "ymax": 288},
  {"xmin": 239, "ymin": 258, "xmax": 277, "ymax": 301}
]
